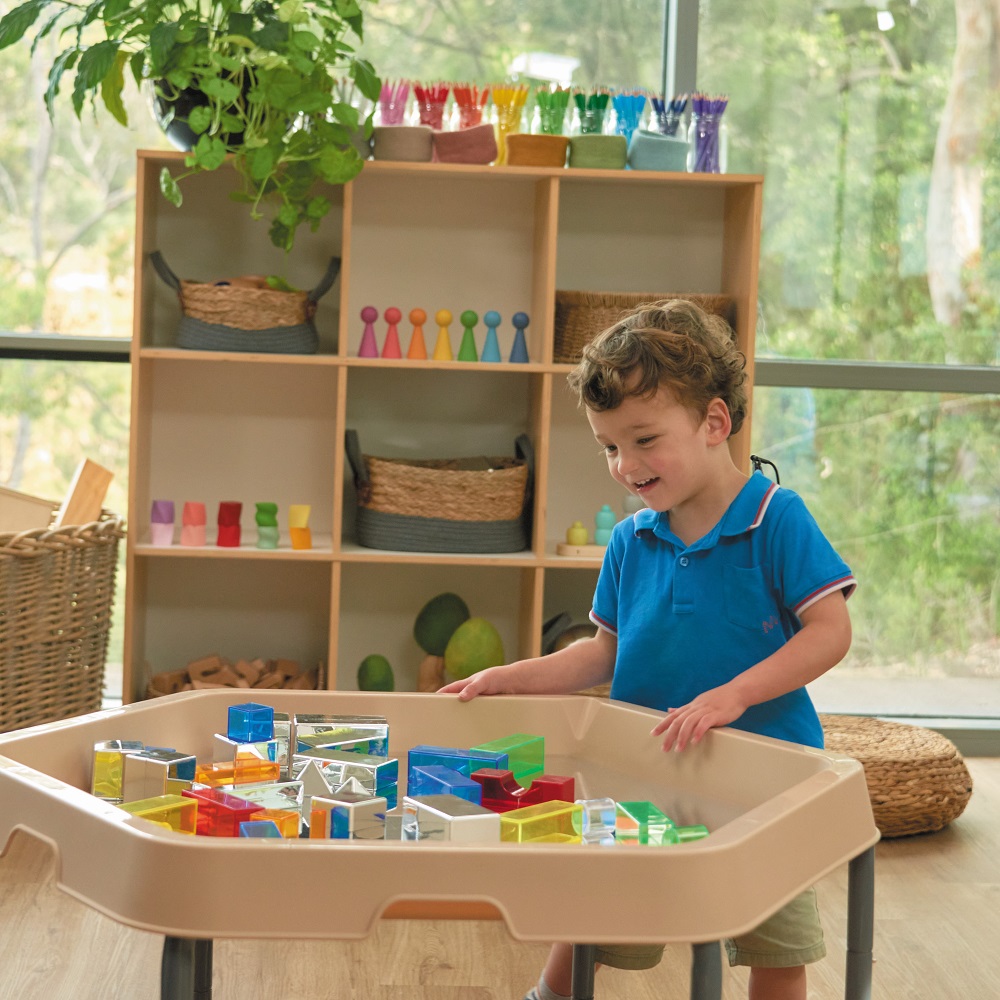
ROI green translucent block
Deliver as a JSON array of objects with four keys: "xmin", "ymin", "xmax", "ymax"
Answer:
[
  {"xmin": 675, "ymin": 824, "xmax": 710, "ymax": 842},
  {"xmin": 615, "ymin": 801, "xmax": 679, "ymax": 845},
  {"xmin": 500, "ymin": 800, "xmax": 582, "ymax": 843},
  {"xmin": 473, "ymin": 733, "xmax": 544, "ymax": 787},
  {"xmin": 256, "ymin": 525, "xmax": 279, "ymax": 549},
  {"xmin": 255, "ymin": 502, "xmax": 279, "ymax": 526}
]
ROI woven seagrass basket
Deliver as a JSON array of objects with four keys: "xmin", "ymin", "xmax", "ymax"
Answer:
[
  {"xmin": 345, "ymin": 430, "xmax": 533, "ymax": 553},
  {"xmin": 0, "ymin": 511, "xmax": 125, "ymax": 733},
  {"xmin": 553, "ymin": 290, "xmax": 736, "ymax": 364},
  {"xmin": 820, "ymin": 714, "xmax": 973, "ymax": 838}
]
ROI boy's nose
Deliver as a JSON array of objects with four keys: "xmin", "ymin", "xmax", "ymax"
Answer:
[{"xmin": 615, "ymin": 450, "xmax": 638, "ymax": 477}]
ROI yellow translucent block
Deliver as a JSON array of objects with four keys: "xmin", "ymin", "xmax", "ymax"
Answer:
[
  {"xmin": 250, "ymin": 808, "xmax": 300, "ymax": 838},
  {"xmin": 92, "ymin": 752, "xmax": 125, "ymax": 800},
  {"xmin": 287, "ymin": 504, "xmax": 311, "ymax": 529},
  {"xmin": 500, "ymin": 800, "xmax": 582, "ymax": 843},
  {"xmin": 118, "ymin": 794, "xmax": 198, "ymax": 834},
  {"xmin": 195, "ymin": 759, "xmax": 281, "ymax": 787}
]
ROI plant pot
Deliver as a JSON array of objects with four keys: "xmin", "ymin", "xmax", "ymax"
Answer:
[
  {"xmin": 627, "ymin": 130, "xmax": 688, "ymax": 172},
  {"xmin": 505, "ymin": 134, "xmax": 570, "ymax": 168},
  {"xmin": 151, "ymin": 82, "xmax": 248, "ymax": 152},
  {"xmin": 432, "ymin": 123, "xmax": 498, "ymax": 164},
  {"xmin": 371, "ymin": 125, "xmax": 434, "ymax": 162},
  {"xmin": 567, "ymin": 134, "xmax": 628, "ymax": 170}
]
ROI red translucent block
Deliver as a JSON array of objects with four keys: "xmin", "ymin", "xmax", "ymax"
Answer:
[
  {"xmin": 181, "ymin": 787, "xmax": 261, "ymax": 837},
  {"xmin": 471, "ymin": 768, "xmax": 575, "ymax": 813}
]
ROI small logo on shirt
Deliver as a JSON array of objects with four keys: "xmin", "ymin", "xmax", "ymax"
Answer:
[{"xmin": 762, "ymin": 615, "xmax": 781, "ymax": 634}]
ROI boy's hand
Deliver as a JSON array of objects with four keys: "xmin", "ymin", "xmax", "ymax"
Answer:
[
  {"xmin": 437, "ymin": 664, "xmax": 516, "ymax": 701},
  {"xmin": 650, "ymin": 685, "xmax": 747, "ymax": 752}
]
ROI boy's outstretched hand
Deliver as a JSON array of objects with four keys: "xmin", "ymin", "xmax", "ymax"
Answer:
[
  {"xmin": 650, "ymin": 684, "xmax": 748, "ymax": 752},
  {"xmin": 437, "ymin": 664, "xmax": 516, "ymax": 701}
]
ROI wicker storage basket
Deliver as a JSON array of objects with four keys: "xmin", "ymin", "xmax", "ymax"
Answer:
[
  {"xmin": 820, "ymin": 714, "xmax": 973, "ymax": 838},
  {"xmin": 553, "ymin": 290, "xmax": 736, "ymax": 364},
  {"xmin": 149, "ymin": 251, "xmax": 340, "ymax": 354},
  {"xmin": 345, "ymin": 430, "xmax": 533, "ymax": 553},
  {"xmin": 0, "ymin": 512, "xmax": 125, "ymax": 733}
]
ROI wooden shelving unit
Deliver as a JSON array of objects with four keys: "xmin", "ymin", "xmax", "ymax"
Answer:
[{"xmin": 123, "ymin": 152, "xmax": 763, "ymax": 702}]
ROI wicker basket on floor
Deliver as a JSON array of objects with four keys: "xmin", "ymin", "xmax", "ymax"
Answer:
[
  {"xmin": 553, "ymin": 290, "xmax": 736, "ymax": 364},
  {"xmin": 0, "ymin": 512, "xmax": 125, "ymax": 732},
  {"xmin": 820, "ymin": 714, "xmax": 973, "ymax": 838}
]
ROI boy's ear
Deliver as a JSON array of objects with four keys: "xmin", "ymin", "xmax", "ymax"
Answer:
[{"xmin": 704, "ymin": 398, "xmax": 732, "ymax": 444}]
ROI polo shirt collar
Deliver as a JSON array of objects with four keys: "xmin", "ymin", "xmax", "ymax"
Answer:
[{"xmin": 630, "ymin": 471, "xmax": 780, "ymax": 543}]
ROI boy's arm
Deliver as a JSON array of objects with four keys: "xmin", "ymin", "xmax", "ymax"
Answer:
[
  {"xmin": 651, "ymin": 590, "xmax": 852, "ymax": 751},
  {"xmin": 438, "ymin": 627, "xmax": 617, "ymax": 701}
]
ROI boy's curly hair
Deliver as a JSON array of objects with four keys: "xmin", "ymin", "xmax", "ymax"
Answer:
[{"xmin": 566, "ymin": 299, "xmax": 748, "ymax": 436}]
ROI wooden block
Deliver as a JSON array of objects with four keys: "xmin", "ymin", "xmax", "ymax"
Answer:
[
  {"xmin": 288, "ymin": 672, "xmax": 316, "ymax": 690},
  {"xmin": 273, "ymin": 658, "xmax": 300, "ymax": 679},
  {"xmin": 53, "ymin": 458, "xmax": 114, "ymax": 527},
  {"xmin": 555, "ymin": 542, "xmax": 607, "ymax": 558},
  {"xmin": 186, "ymin": 653, "xmax": 226, "ymax": 680},
  {"xmin": 191, "ymin": 679, "xmax": 227, "ymax": 690},
  {"xmin": 253, "ymin": 673, "xmax": 285, "ymax": 689},
  {"xmin": 234, "ymin": 659, "xmax": 262, "ymax": 686},
  {"xmin": 211, "ymin": 667, "xmax": 241, "ymax": 687}
]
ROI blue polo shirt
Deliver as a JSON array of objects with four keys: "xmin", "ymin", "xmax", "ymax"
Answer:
[{"xmin": 591, "ymin": 472, "xmax": 856, "ymax": 748}]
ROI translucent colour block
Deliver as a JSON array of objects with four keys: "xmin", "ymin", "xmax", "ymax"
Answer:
[
  {"xmin": 118, "ymin": 794, "xmax": 198, "ymax": 835},
  {"xmin": 296, "ymin": 729, "xmax": 383, "ymax": 756},
  {"xmin": 239, "ymin": 820, "xmax": 283, "ymax": 838},
  {"xmin": 228, "ymin": 703, "xmax": 275, "ymax": 743},
  {"xmin": 402, "ymin": 794, "xmax": 501, "ymax": 843},
  {"xmin": 407, "ymin": 746, "xmax": 508, "ymax": 784},
  {"xmin": 616, "ymin": 801, "xmax": 679, "ymax": 845},
  {"xmin": 293, "ymin": 715, "xmax": 389, "ymax": 756},
  {"xmin": 122, "ymin": 749, "xmax": 197, "ymax": 802},
  {"xmin": 472, "ymin": 734, "xmax": 544, "ymax": 787},
  {"xmin": 409, "ymin": 764, "xmax": 482, "ymax": 804},
  {"xmin": 577, "ymin": 797, "xmax": 617, "ymax": 844},
  {"xmin": 194, "ymin": 759, "xmax": 281, "ymax": 788},
  {"xmin": 181, "ymin": 787, "xmax": 261, "ymax": 837},
  {"xmin": 377, "ymin": 783, "xmax": 398, "ymax": 811},
  {"xmin": 235, "ymin": 781, "xmax": 304, "ymax": 818},
  {"xmin": 309, "ymin": 793, "xmax": 386, "ymax": 840},
  {"xmin": 676, "ymin": 824, "xmax": 710, "ymax": 843},
  {"xmin": 249, "ymin": 808, "xmax": 300, "ymax": 838},
  {"xmin": 91, "ymin": 740, "xmax": 145, "ymax": 802},
  {"xmin": 471, "ymin": 769, "xmax": 574, "ymax": 813},
  {"xmin": 500, "ymin": 800, "xmax": 583, "ymax": 844},
  {"xmin": 212, "ymin": 734, "xmax": 279, "ymax": 764},
  {"xmin": 291, "ymin": 749, "xmax": 398, "ymax": 794}
]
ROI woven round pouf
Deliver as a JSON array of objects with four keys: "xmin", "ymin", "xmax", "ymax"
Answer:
[{"xmin": 820, "ymin": 714, "xmax": 974, "ymax": 838}]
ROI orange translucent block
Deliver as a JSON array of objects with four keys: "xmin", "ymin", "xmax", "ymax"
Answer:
[
  {"xmin": 194, "ymin": 759, "xmax": 281, "ymax": 787},
  {"xmin": 181, "ymin": 787, "xmax": 261, "ymax": 837},
  {"xmin": 249, "ymin": 808, "xmax": 300, "ymax": 838},
  {"xmin": 118, "ymin": 794, "xmax": 198, "ymax": 835},
  {"xmin": 471, "ymin": 769, "xmax": 574, "ymax": 813},
  {"xmin": 499, "ymin": 800, "xmax": 583, "ymax": 843}
]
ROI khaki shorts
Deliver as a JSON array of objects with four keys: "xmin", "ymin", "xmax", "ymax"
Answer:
[{"xmin": 594, "ymin": 887, "xmax": 826, "ymax": 971}]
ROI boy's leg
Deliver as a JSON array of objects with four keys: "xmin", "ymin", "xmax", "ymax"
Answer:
[
  {"xmin": 748, "ymin": 965, "xmax": 806, "ymax": 1000},
  {"xmin": 523, "ymin": 943, "xmax": 573, "ymax": 1000}
]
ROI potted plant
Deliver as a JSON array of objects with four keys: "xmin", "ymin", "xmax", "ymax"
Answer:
[{"xmin": 0, "ymin": 0, "xmax": 381, "ymax": 251}]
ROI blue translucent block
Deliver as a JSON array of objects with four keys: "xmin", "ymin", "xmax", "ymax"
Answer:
[
  {"xmin": 377, "ymin": 783, "xmax": 398, "ymax": 810},
  {"xmin": 228, "ymin": 702, "xmax": 275, "ymax": 743},
  {"xmin": 409, "ymin": 764, "xmax": 482, "ymax": 804},
  {"xmin": 239, "ymin": 820, "xmax": 283, "ymax": 838},
  {"xmin": 472, "ymin": 733, "xmax": 544, "ymax": 787},
  {"xmin": 615, "ymin": 801, "xmax": 679, "ymax": 845},
  {"xmin": 407, "ymin": 746, "xmax": 509, "ymax": 786}
]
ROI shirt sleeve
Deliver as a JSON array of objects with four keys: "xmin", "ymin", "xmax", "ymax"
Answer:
[{"xmin": 590, "ymin": 519, "xmax": 628, "ymax": 635}]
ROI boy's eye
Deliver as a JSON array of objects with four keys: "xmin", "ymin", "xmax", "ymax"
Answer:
[
  {"xmin": 601, "ymin": 444, "xmax": 617, "ymax": 455},
  {"xmin": 637, "ymin": 436, "xmax": 655, "ymax": 446}
]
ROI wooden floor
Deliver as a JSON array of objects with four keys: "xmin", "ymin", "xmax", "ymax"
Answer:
[{"xmin": 1, "ymin": 758, "xmax": 997, "ymax": 1000}]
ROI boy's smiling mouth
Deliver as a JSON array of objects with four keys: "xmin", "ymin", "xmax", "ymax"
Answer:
[{"xmin": 632, "ymin": 477, "xmax": 659, "ymax": 493}]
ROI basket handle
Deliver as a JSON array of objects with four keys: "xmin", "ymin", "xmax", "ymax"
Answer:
[
  {"xmin": 515, "ymin": 433, "xmax": 534, "ymax": 517},
  {"xmin": 149, "ymin": 250, "xmax": 180, "ymax": 292},
  {"xmin": 344, "ymin": 429, "xmax": 371, "ymax": 504}
]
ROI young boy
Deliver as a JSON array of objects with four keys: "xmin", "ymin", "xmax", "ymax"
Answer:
[{"xmin": 439, "ymin": 299, "xmax": 856, "ymax": 1000}]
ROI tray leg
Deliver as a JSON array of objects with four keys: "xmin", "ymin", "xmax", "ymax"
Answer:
[
  {"xmin": 690, "ymin": 941, "xmax": 722, "ymax": 1000},
  {"xmin": 571, "ymin": 943, "xmax": 597, "ymax": 1000},
  {"xmin": 161, "ymin": 936, "xmax": 213, "ymax": 1000},
  {"xmin": 845, "ymin": 846, "xmax": 875, "ymax": 1000}
]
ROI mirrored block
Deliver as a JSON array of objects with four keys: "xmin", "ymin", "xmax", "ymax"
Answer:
[
  {"xmin": 194, "ymin": 759, "xmax": 281, "ymax": 788},
  {"xmin": 577, "ymin": 797, "xmax": 617, "ymax": 845},
  {"xmin": 309, "ymin": 793, "xmax": 387, "ymax": 840},
  {"xmin": 615, "ymin": 801, "xmax": 679, "ymax": 845},
  {"xmin": 235, "ymin": 780, "xmax": 305, "ymax": 819},
  {"xmin": 472, "ymin": 733, "xmax": 544, "ymax": 787},
  {"xmin": 293, "ymin": 714, "xmax": 389, "ymax": 756},
  {"xmin": 212, "ymin": 733, "xmax": 280, "ymax": 765},
  {"xmin": 248, "ymin": 808, "xmax": 300, "ymax": 838},
  {"xmin": 292, "ymin": 748, "xmax": 398, "ymax": 795},
  {"xmin": 382, "ymin": 805, "xmax": 407, "ymax": 840},
  {"xmin": 181, "ymin": 787, "xmax": 261, "ymax": 837},
  {"xmin": 239, "ymin": 819, "xmax": 283, "ymax": 838},
  {"xmin": 291, "ymin": 759, "xmax": 336, "ymax": 817},
  {"xmin": 118, "ymin": 793, "xmax": 197, "ymax": 834},
  {"xmin": 121, "ymin": 748, "xmax": 198, "ymax": 803},
  {"xmin": 407, "ymin": 745, "xmax": 509, "ymax": 785},
  {"xmin": 402, "ymin": 794, "xmax": 501, "ymax": 843},
  {"xmin": 409, "ymin": 764, "xmax": 482, "ymax": 804},
  {"xmin": 91, "ymin": 740, "xmax": 145, "ymax": 802},
  {"xmin": 675, "ymin": 824, "xmax": 710, "ymax": 842},
  {"xmin": 273, "ymin": 713, "xmax": 292, "ymax": 777},
  {"xmin": 228, "ymin": 702, "xmax": 275, "ymax": 742},
  {"xmin": 500, "ymin": 800, "xmax": 583, "ymax": 844}
]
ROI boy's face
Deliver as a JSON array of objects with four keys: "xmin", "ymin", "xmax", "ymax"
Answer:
[{"xmin": 586, "ymin": 384, "xmax": 720, "ymax": 514}]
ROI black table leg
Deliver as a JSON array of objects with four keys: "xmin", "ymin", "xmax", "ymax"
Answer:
[
  {"xmin": 571, "ymin": 943, "xmax": 597, "ymax": 1000},
  {"xmin": 690, "ymin": 941, "xmax": 722, "ymax": 1000},
  {"xmin": 161, "ymin": 936, "xmax": 213, "ymax": 1000},
  {"xmin": 845, "ymin": 846, "xmax": 875, "ymax": 1000}
]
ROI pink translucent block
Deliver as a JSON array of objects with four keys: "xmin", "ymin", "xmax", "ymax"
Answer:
[{"xmin": 181, "ymin": 787, "xmax": 261, "ymax": 837}]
